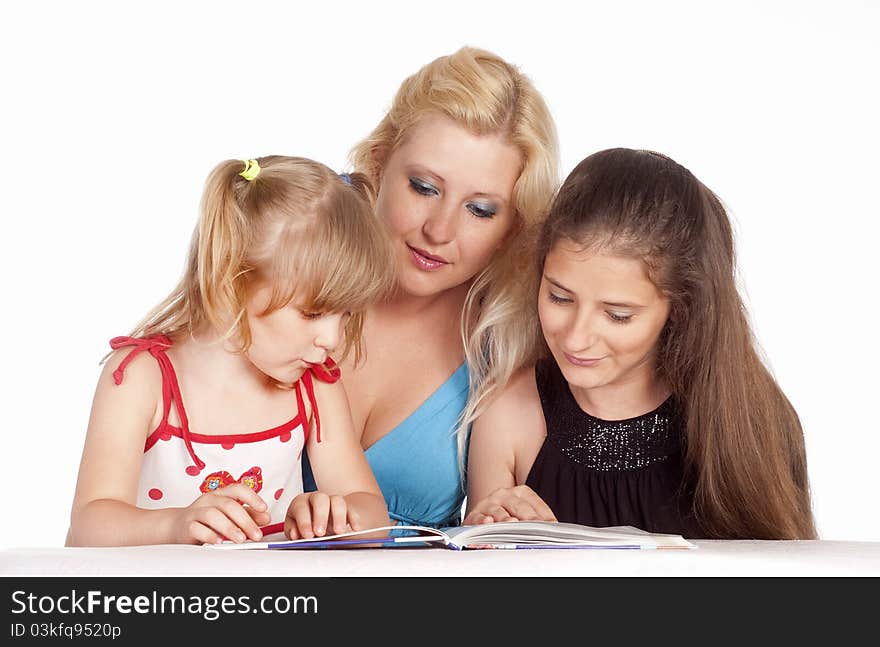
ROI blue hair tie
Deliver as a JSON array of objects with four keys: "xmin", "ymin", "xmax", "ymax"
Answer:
[{"xmin": 339, "ymin": 173, "xmax": 352, "ymax": 185}]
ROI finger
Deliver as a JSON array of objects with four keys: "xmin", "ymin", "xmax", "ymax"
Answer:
[
  {"xmin": 309, "ymin": 493, "xmax": 331, "ymax": 536},
  {"xmin": 509, "ymin": 499, "xmax": 542, "ymax": 522},
  {"xmin": 290, "ymin": 495, "xmax": 317, "ymax": 539},
  {"xmin": 514, "ymin": 486, "xmax": 557, "ymax": 522},
  {"xmin": 217, "ymin": 484, "xmax": 268, "ymax": 512},
  {"xmin": 245, "ymin": 506, "xmax": 273, "ymax": 528},
  {"xmin": 217, "ymin": 498, "xmax": 263, "ymax": 541},
  {"xmin": 284, "ymin": 514, "xmax": 301, "ymax": 540},
  {"xmin": 347, "ymin": 504, "xmax": 362, "ymax": 532},
  {"xmin": 328, "ymin": 495, "xmax": 349, "ymax": 536},
  {"xmin": 188, "ymin": 520, "xmax": 223, "ymax": 545},
  {"xmin": 199, "ymin": 507, "xmax": 246, "ymax": 543},
  {"xmin": 463, "ymin": 507, "xmax": 494, "ymax": 526},
  {"xmin": 485, "ymin": 505, "xmax": 517, "ymax": 523}
]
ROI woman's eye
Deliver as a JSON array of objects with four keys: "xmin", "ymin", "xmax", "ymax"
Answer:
[
  {"xmin": 607, "ymin": 311, "xmax": 633, "ymax": 324},
  {"xmin": 409, "ymin": 177, "xmax": 438, "ymax": 196},
  {"xmin": 299, "ymin": 310, "xmax": 323, "ymax": 320},
  {"xmin": 548, "ymin": 292, "xmax": 572, "ymax": 304},
  {"xmin": 467, "ymin": 202, "xmax": 497, "ymax": 219}
]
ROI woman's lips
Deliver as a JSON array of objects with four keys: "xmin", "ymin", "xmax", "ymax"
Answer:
[
  {"xmin": 564, "ymin": 353, "xmax": 605, "ymax": 368},
  {"xmin": 407, "ymin": 244, "xmax": 449, "ymax": 271}
]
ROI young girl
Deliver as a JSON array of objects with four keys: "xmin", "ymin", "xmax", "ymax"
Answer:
[
  {"xmin": 464, "ymin": 148, "xmax": 816, "ymax": 539},
  {"xmin": 66, "ymin": 156, "xmax": 395, "ymax": 546}
]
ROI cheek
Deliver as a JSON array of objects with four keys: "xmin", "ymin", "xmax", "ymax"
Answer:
[
  {"xmin": 458, "ymin": 221, "xmax": 510, "ymax": 269},
  {"xmin": 377, "ymin": 184, "xmax": 419, "ymax": 237},
  {"xmin": 608, "ymin": 321, "xmax": 662, "ymax": 359},
  {"xmin": 538, "ymin": 302, "xmax": 565, "ymax": 342}
]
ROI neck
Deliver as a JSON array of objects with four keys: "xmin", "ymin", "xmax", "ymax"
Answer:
[
  {"xmin": 174, "ymin": 327, "xmax": 270, "ymax": 388},
  {"xmin": 568, "ymin": 357, "xmax": 669, "ymax": 421}
]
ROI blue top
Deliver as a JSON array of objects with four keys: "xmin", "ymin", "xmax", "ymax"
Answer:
[{"xmin": 302, "ymin": 362, "xmax": 470, "ymax": 529}]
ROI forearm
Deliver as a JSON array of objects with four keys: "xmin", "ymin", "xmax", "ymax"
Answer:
[{"xmin": 66, "ymin": 499, "xmax": 180, "ymax": 547}]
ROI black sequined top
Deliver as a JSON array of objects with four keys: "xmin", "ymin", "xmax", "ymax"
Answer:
[{"xmin": 525, "ymin": 358, "xmax": 702, "ymax": 537}]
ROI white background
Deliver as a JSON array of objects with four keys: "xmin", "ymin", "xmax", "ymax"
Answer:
[{"xmin": 1, "ymin": 1, "xmax": 877, "ymax": 548}]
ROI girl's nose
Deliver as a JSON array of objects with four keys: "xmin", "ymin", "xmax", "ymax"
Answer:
[
  {"xmin": 564, "ymin": 310, "xmax": 599, "ymax": 353},
  {"xmin": 313, "ymin": 313, "xmax": 346, "ymax": 352}
]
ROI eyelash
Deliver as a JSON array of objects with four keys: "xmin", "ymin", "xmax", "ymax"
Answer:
[
  {"xmin": 300, "ymin": 310, "xmax": 352, "ymax": 322},
  {"xmin": 408, "ymin": 177, "xmax": 497, "ymax": 219},
  {"xmin": 607, "ymin": 312, "xmax": 633, "ymax": 324},
  {"xmin": 547, "ymin": 293, "xmax": 633, "ymax": 324}
]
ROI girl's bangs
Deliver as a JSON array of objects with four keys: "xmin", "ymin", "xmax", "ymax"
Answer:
[{"xmin": 260, "ymin": 216, "xmax": 392, "ymax": 317}]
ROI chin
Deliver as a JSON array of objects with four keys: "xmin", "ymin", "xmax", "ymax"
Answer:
[
  {"xmin": 554, "ymin": 358, "xmax": 609, "ymax": 391},
  {"xmin": 397, "ymin": 269, "xmax": 457, "ymax": 298},
  {"xmin": 265, "ymin": 366, "xmax": 306, "ymax": 386}
]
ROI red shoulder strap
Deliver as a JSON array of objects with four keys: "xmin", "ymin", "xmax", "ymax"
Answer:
[
  {"xmin": 109, "ymin": 335, "xmax": 205, "ymax": 471},
  {"xmin": 293, "ymin": 358, "xmax": 341, "ymax": 445}
]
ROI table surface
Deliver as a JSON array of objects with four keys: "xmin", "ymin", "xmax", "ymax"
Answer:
[{"xmin": 3, "ymin": 540, "xmax": 880, "ymax": 577}]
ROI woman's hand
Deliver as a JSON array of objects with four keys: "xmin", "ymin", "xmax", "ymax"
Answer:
[
  {"xmin": 463, "ymin": 485, "xmax": 557, "ymax": 525},
  {"xmin": 172, "ymin": 484, "xmax": 270, "ymax": 545},
  {"xmin": 284, "ymin": 491, "xmax": 363, "ymax": 539}
]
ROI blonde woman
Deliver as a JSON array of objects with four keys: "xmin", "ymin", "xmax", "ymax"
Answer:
[
  {"xmin": 302, "ymin": 47, "xmax": 560, "ymax": 530},
  {"xmin": 67, "ymin": 157, "xmax": 395, "ymax": 546}
]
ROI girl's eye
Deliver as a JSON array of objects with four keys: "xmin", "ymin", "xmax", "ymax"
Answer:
[
  {"xmin": 299, "ymin": 310, "xmax": 323, "ymax": 320},
  {"xmin": 607, "ymin": 311, "xmax": 633, "ymax": 324},
  {"xmin": 409, "ymin": 177, "xmax": 439, "ymax": 196},
  {"xmin": 467, "ymin": 202, "xmax": 497, "ymax": 219},
  {"xmin": 548, "ymin": 292, "xmax": 572, "ymax": 305}
]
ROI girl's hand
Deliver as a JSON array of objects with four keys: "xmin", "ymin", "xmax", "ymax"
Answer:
[
  {"xmin": 173, "ymin": 484, "xmax": 271, "ymax": 545},
  {"xmin": 284, "ymin": 492, "xmax": 362, "ymax": 539},
  {"xmin": 463, "ymin": 485, "xmax": 557, "ymax": 525}
]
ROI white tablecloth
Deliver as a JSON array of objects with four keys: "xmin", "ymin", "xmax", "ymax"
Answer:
[{"xmin": 3, "ymin": 540, "xmax": 879, "ymax": 576}]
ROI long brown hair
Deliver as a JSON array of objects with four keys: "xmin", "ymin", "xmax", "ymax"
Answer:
[
  {"xmin": 130, "ymin": 156, "xmax": 394, "ymax": 364},
  {"xmin": 538, "ymin": 148, "xmax": 815, "ymax": 539}
]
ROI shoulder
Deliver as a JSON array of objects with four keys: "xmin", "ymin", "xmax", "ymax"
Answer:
[
  {"xmin": 89, "ymin": 343, "xmax": 165, "ymax": 431},
  {"xmin": 303, "ymin": 370, "xmax": 352, "ymax": 432},
  {"xmin": 473, "ymin": 365, "xmax": 544, "ymax": 443},
  {"xmin": 489, "ymin": 365, "xmax": 541, "ymax": 417},
  {"xmin": 308, "ymin": 370, "xmax": 348, "ymax": 406},
  {"xmin": 100, "ymin": 345, "xmax": 164, "ymax": 399}
]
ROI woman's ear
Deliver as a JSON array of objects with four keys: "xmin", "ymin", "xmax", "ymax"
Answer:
[{"xmin": 369, "ymin": 144, "xmax": 388, "ymax": 190}]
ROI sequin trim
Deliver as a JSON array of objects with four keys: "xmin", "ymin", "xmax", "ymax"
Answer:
[{"xmin": 546, "ymin": 399, "xmax": 679, "ymax": 472}]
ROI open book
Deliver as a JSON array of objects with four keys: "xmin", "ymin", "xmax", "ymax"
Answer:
[{"xmin": 209, "ymin": 520, "xmax": 696, "ymax": 551}]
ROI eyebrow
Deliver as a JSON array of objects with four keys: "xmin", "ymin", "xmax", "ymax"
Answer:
[
  {"xmin": 544, "ymin": 276, "xmax": 573, "ymax": 293},
  {"xmin": 544, "ymin": 275, "xmax": 643, "ymax": 309}
]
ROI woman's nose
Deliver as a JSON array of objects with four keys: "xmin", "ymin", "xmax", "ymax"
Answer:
[{"xmin": 421, "ymin": 201, "xmax": 457, "ymax": 245}]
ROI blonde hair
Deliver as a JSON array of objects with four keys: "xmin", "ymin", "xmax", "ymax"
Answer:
[
  {"xmin": 130, "ymin": 156, "xmax": 395, "ymax": 364},
  {"xmin": 350, "ymin": 47, "xmax": 560, "ymax": 464}
]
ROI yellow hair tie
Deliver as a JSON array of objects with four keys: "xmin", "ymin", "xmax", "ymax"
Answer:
[{"xmin": 239, "ymin": 159, "xmax": 261, "ymax": 181}]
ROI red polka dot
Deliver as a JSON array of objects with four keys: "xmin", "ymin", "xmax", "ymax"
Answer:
[
  {"xmin": 274, "ymin": 489, "xmax": 284, "ymax": 500},
  {"xmin": 185, "ymin": 465, "xmax": 201, "ymax": 476},
  {"xmin": 148, "ymin": 488, "xmax": 163, "ymax": 500},
  {"xmin": 279, "ymin": 430, "xmax": 291, "ymax": 443},
  {"xmin": 221, "ymin": 442, "xmax": 235, "ymax": 450}
]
